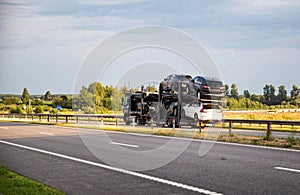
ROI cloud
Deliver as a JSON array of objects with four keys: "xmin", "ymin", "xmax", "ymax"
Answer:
[{"xmin": 0, "ymin": 0, "xmax": 300, "ymax": 93}]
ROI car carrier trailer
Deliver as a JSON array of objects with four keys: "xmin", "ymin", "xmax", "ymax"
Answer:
[{"xmin": 123, "ymin": 82, "xmax": 224, "ymax": 129}]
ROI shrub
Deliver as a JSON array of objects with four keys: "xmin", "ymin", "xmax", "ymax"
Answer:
[
  {"xmin": 34, "ymin": 106, "xmax": 44, "ymax": 114},
  {"xmin": 49, "ymin": 108, "xmax": 58, "ymax": 114},
  {"xmin": 287, "ymin": 135, "xmax": 299, "ymax": 145},
  {"xmin": 9, "ymin": 105, "xmax": 24, "ymax": 114}
]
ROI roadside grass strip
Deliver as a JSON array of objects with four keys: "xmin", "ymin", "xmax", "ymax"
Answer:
[{"xmin": 0, "ymin": 165, "xmax": 65, "ymax": 195}]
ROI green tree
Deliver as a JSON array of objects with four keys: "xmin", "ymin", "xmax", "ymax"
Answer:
[
  {"xmin": 243, "ymin": 90, "xmax": 250, "ymax": 99},
  {"xmin": 250, "ymin": 94, "xmax": 260, "ymax": 102},
  {"xmin": 263, "ymin": 84, "xmax": 276, "ymax": 105},
  {"xmin": 21, "ymin": 88, "xmax": 30, "ymax": 104},
  {"xmin": 77, "ymin": 86, "xmax": 94, "ymax": 113},
  {"xmin": 111, "ymin": 88, "xmax": 124, "ymax": 111},
  {"xmin": 3, "ymin": 97, "xmax": 20, "ymax": 105},
  {"xmin": 291, "ymin": 85, "xmax": 299, "ymax": 100},
  {"xmin": 75, "ymin": 82, "xmax": 106, "ymax": 113},
  {"xmin": 145, "ymin": 85, "xmax": 157, "ymax": 92},
  {"xmin": 224, "ymin": 84, "xmax": 229, "ymax": 97},
  {"xmin": 277, "ymin": 85, "xmax": 287, "ymax": 103},
  {"xmin": 104, "ymin": 85, "xmax": 114, "ymax": 110},
  {"xmin": 230, "ymin": 83, "xmax": 239, "ymax": 99},
  {"xmin": 44, "ymin": 91, "xmax": 51, "ymax": 100},
  {"xmin": 61, "ymin": 95, "xmax": 68, "ymax": 101}
]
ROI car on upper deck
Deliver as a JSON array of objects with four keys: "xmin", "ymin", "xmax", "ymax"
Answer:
[
  {"xmin": 159, "ymin": 74, "xmax": 192, "ymax": 95},
  {"xmin": 187, "ymin": 76, "xmax": 225, "ymax": 100}
]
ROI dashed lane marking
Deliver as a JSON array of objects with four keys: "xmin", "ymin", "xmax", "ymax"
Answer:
[
  {"xmin": 109, "ymin": 141, "xmax": 139, "ymax": 148},
  {"xmin": 274, "ymin": 167, "xmax": 300, "ymax": 173}
]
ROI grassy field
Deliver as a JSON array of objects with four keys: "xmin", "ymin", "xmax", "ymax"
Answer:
[
  {"xmin": 0, "ymin": 165, "xmax": 65, "ymax": 195},
  {"xmin": 223, "ymin": 110, "xmax": 300, "ymax": 121}
]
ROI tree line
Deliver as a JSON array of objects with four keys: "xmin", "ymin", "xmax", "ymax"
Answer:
[
  {"xmin": 0, "ymin": 82, "xmax": 124, "ymax": 114},
  {"xmin": 1, "ymin": 82, "xmax": 299, "ymax": 114},
  {"xmin": 225, "ymin": 84, "xmax": 300, "ymax": 110}
]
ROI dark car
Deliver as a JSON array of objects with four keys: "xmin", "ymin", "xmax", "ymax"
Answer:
[
  {"xmin": 159, "ymin": 74, "xmax": 192, "ymax": 94},
  {"xmin": 187, "ymin": 76, "xmax": 225, "ymax": 100}
]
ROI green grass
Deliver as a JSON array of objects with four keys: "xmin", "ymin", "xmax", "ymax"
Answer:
[{"xmin": 0, "ymin": 165, "xmax": 65, "ymax": 195}]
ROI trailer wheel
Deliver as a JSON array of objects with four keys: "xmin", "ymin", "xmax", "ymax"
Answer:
[{"xmin": 197, "ymin": 91, "xmax": 201, "ymax": 99}]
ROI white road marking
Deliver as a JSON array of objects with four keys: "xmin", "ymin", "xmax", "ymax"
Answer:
[
  {"xmin": 0, "ymin": 126, "xmax": 9, "ymax": 129},
  {"xmin": 274, "ymin": 167, "xmax": 300, "ymax": 173},
  {"xmin": 39, "ymin": 132, "xmax": 54, "ymax": 136},
  {"xmin": 0, "ymin": 140, "xmax": 222, "ymax": 195},
  {"xmin": 5, "ymin": 122, "xmax": 300, "ymax": 153},
  {"xmin": 109, "ymin": 141, "xmax": 139, "ymax": 148},
  {"xmin": 127, "ymin": 132, "xmax": 300, "ymax": 153}
]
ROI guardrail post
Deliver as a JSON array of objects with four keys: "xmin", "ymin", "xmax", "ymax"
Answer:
[
  {"xmin": 229, "ymin": 121, "xmax": 232, "ymax": 135},
  {"xmin": 132, "ymin": 116, "xmax": 136, "ymax": 127},
  {"xmin": 47, "ymin": 115, "xmax": 50, "ymax": 122},
  {"xmin": 32, "ymin": 114, "xmax": 34, "ymax": 121},
  {"xmin": 56, "ymin": 115, "xmax": 58, "ymax": 123},
  {"xmin": 151, "ymin": 119, "xmax": 154, "ymax": 130},
  {"xmin": 25, "ymin": 114, "xmax": 27, "ymax": 120},
  {"xmin": 266, "ymin": 122, "xmax": 272, "ymax": 140},
  {"xmin": 66, "ymin": 116, "xmax": 68, "ymax": 123},
  {"xmin": 39, "ymin": 115, "xmax": 41, "ymax": 122},
  {"xmin": 199, "ymin": 120, "xmax": 202, "ymax": 133},
  {"xmin": 101, "ymin": 117, "xmax": 104, "ymax": 125},
  {"xmin": 88, "ymin": 117, "xmax": 91, "ymax": 124},
  {"xmin": 76, "ymin": 116, "xmax": 79, "ymax": 123},
  {"xmin": 172, "ymin": 118, "xmax": 176, "ymax": 130}
]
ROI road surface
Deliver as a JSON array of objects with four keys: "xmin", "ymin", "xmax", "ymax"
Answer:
[{"xmin": 0, "ymin": 122, "xmax": 299, "ymax": 194}]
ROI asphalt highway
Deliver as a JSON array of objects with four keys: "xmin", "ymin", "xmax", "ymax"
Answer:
[{"xmin": 0, "ymin": 122, "xmax": 299, "ymax": 194}]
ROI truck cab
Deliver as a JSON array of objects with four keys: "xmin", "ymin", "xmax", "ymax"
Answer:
[{"xmin": 123, "ymin": 91, "xmax": 158, "ymax": 125}]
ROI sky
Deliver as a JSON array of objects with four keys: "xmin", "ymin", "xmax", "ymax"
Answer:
[{"xmin": 0, "ymin": 0, "xmax": 300, "ymax": 95}]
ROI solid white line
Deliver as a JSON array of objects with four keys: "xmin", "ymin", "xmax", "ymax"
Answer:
[
  {"xmin": 0, "ymin": 140, "xmax": 222, "ymax": 195},
  {"xmin": 274, "ymin": 167, "xmax": 300, "ymax": 173},
  {"xmin": 39, "ymin": 132, "xmax": 54, "ymax": 136},
  {"xmin": 0, "ymin": 126, "xmax": 9, "ymax": 129},
  {"xmin": 109, "ymin": 141, "xmax": 139, "ymax": 148}
]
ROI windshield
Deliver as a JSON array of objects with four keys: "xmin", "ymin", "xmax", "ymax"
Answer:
[
  {"xmin": 206, "ymin": 80, "xmax": 223, "ymax": 87},
  {"xmin": 177, "ymin": 75, "xmax": 192, "ymax": 81}
]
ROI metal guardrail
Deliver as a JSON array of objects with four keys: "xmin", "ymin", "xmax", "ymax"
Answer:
[
  {"xmin": 1, "ymin": 114, "xmax": 300, "ymax": 139},
  {"xmin": 1, "ymin": 113, "xmax": 123, "ymax": 125},
  {"xmin": 222, "ymin": 119, "xmax": 300, "ymax": 140},
  {"xmin": 223, "ymin": 119, "xmax": 300, "ymax": 126}
]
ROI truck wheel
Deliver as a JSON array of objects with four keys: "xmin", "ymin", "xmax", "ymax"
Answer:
[
  {"xmin": 167, "ymin": 120, "xmax": 172, "ymax": 128},
  {"xmin": 181, "ymin": 110, "xmax": 186, "ymax": 118},
  {"xmin": 186, "ymin": 86, "xmax": 190, "ymax": 94}
]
